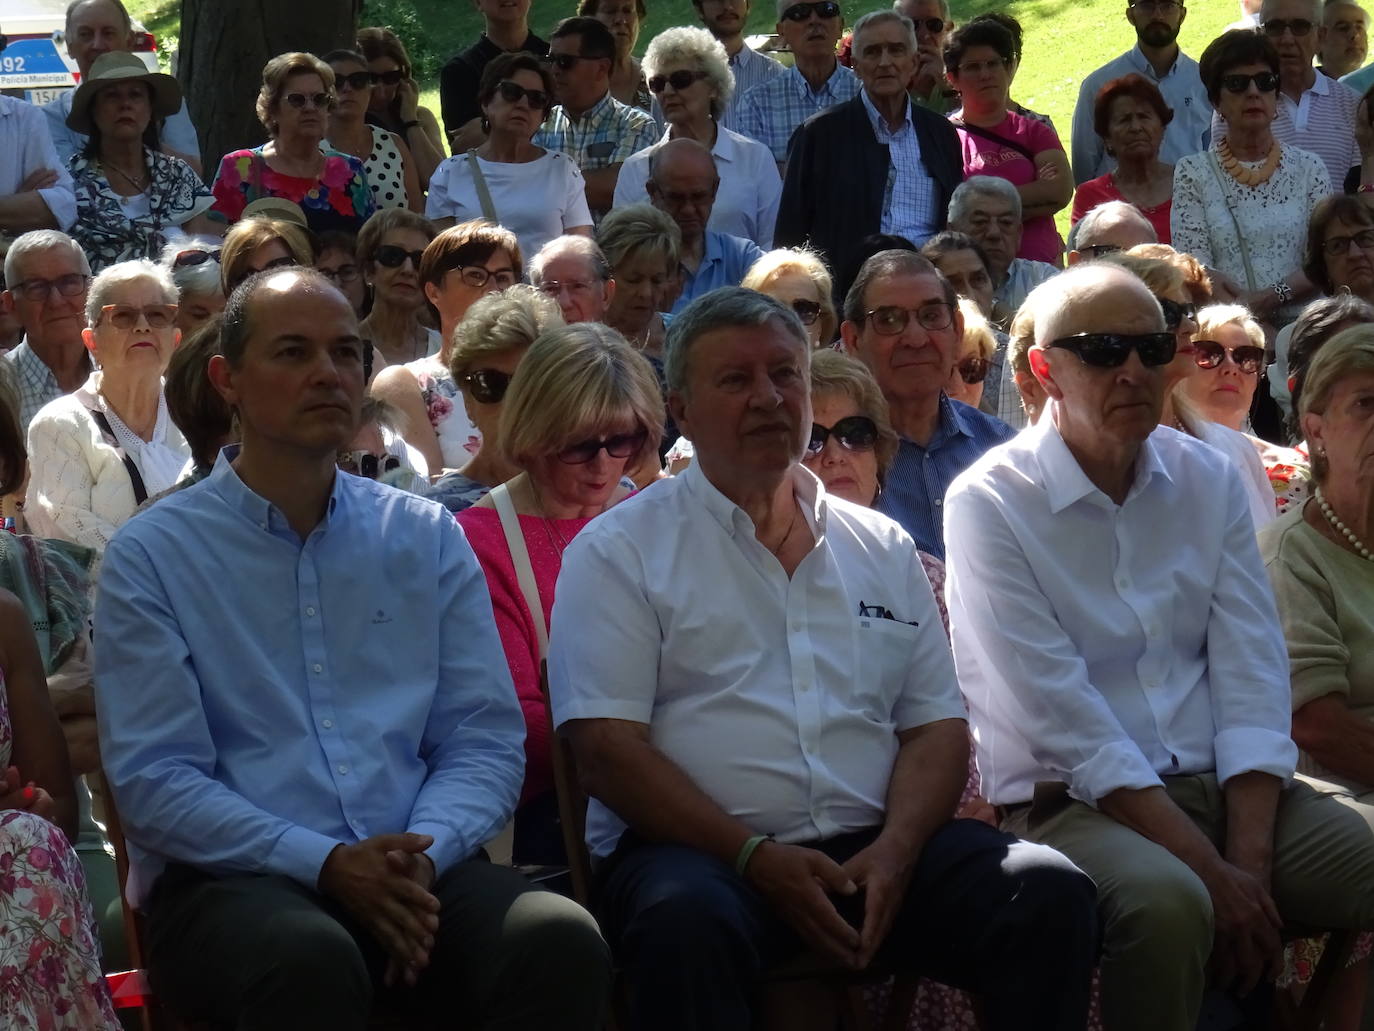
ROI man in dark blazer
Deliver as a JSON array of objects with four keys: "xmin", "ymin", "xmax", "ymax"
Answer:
[{"xmin": 776, "ymin": 9, "xmax": 963, "ymax": 288}]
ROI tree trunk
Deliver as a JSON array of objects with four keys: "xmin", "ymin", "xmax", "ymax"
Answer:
[{"xmin": 179, "ymin": 0, "xmax": 362, "ymax": 174}]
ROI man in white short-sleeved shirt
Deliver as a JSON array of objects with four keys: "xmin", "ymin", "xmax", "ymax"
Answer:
[
  {"xmin": 548, "ymin": 285, "xmax": 1097, "ymax": 1031},
  {"xmin": 945, "ymin": 263, "xmax": 1374, "ymax": 1031}
]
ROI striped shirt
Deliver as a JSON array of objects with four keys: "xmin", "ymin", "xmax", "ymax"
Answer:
[
  {"xmin": 4, "ymin": 340, "xmax": 87, "ymax": 435},
  {"xmin": 1212, "ymin": 72, "xmax": 1360, "ymax": 189},
  {"xmin": 735, "ymin": 62, "xmax": 862, "ymax": 164},
  {"xmin": 721, "ymin": 43, "xmax": 786, "ymax": 130},
  {"xmin": 876, "ymin": 394, "xmax": 1016, "ymax": 560},
  {"xmin": 860, "ymin": 90, "xmax": 941, "ymax": 247}
]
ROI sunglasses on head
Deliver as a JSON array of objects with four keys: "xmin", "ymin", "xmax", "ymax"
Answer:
[
  {"xmin": 957, "ymin": 355, "xmax": 990, "ymax": 384},
  {"xmin": 461, "ymin": 369, "xmax": 513, "ymax": 405},
  {"xmin": 1191, "ymin": 340, "xmax": 1266, "ymax": 374},
  {"xmin": 98, "ymin": 303, "xmax": 178, "ymax": 330},
  {"xmin": 335, "ymin": 70, "xmax": 375, "ymax": 91},
  {"xmin": 1219, "ymin": 71, "xmax": 1280, "ymax": 93},
  {"xmin": 373, "ymin": 68, "xmax": 405, "ymax": 86},
  {"xmin": 495, "ymin": 80, "xmax": 549, "ymax": 109},
  {"xmin": 283, "ymin": 91, "xmax": 334, "ymax": 110},
  {"xmin": 790, "ymin": 298, "xmax": 822, "ymax": 325},
  {"xmin": 806, "ymin": 415, "xmax": 878, "ymax": 456},
  {"xmin": 781, "ymin": 1, "xmax": 842, "ymax": 22},
  {"xmin": 173, "ymin": 249, "xmax": 221, "ymax": 269},
  {"xmin": 1158, "ymin": 297, "xmax": 1198, "ymax": 331},
  {"xmin": 1263, "ymin": 17, "xmax": 1313, "ymax": 36},
  {"xmin": 648, "ymin": 69, "xmax": 708, "ymax": 93},
  {"xmin": 375, "ymin": 245, "xmax": 424, "ymax": 269},
  {"xmin": 557, "ymin": 428, "xmax": 647, "ymax": 465},
  {"xmin": 1048, "ymin": 331, "xmax": 1178, "ymax": 368}
]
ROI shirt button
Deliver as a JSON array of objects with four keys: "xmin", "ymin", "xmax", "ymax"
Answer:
[
  {"xmin": 312, "ymin": 663, "xmax": 323, "ymax": 674},
  {"xmin": 337, "ymin": 764, "xmax": 349, "ymax": 775},
  {"xmin": 322, "ymin": 719, "xmax": 333, "ymax": 729},
  {"xmin": 934, "ymin": 498, "xmax": 943, "ymax": 507},
  {"xmin": 305, "ymin": 606, "xmax": 316, "ymax": 617},
  {"xmin": 1116, "ymin": 576, "xmax": 1131, "ymax": 591}
]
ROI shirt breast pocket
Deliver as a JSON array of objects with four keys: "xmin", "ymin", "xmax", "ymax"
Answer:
[{"xmin": 854, "ymin": 619, "xmax": 920, "ymax": 721}]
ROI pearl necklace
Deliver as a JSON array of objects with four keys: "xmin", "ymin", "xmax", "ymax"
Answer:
[
  {"xmin": 1315, "ymin": 486, "xmax": 1374, "ymax": 561},
  {"xmin": 1217, "ymin": 136, "xmax": 1281, "ymax": 187}
]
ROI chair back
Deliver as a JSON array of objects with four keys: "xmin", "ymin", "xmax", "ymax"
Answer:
[{"xmin": 540, "ymin": 661, "xmax": 594, "ymax": 906}]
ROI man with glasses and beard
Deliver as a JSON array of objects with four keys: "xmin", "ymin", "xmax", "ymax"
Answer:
[
  {"xmin": 946, "ymin": 262, "xmax": 1374, "ymax": 1031},
  {"xmin": 691, "ymin": 0, "xmax": 785, "ymax": 128},
  {"xmin": 1071, "ymin": 0, "xmax": 1212, "ymax": 183}
]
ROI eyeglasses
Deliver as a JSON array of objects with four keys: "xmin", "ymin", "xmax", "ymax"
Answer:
[
  {"xmin": 789, "ymin": 298, "xmax": 822, "ymax": 326},
  {"xmin": 648, "ymin": 69, "xmax": 709, "ymax": 93},
  {"xmin": 461, "ymin": 369, "xmax": 513, "ymax": 404},
  {"xmin": 373, "ymin": 68, "xmax": 405, "ymax": 86},
  {"xmin": 912, "ymin": 16, "xmax": 946, "ymax": 33},
  {"xmin": 957, "ymin": 355, "xmax": 990, "ymax": 384},
  {"xmin": 780, "ymin": 1, "xmax": 842, "ymax": 22},
  {"xmin": 1077, "ymin": 243, "xmax": 1122, "ymax": 259},
  {"xmin": 173, "ymin": 249, "xmax": 221, "ymax": 269},
  {"xmin": 956, "ymin": 58, "xmax": 1009, "ymax": 76},
  {"xmin": 542, "ymin": 53, "xmax": 603, "ymax": 70},
  {"xmin": 445, "ymin": 264, "xmax": 518, "ymax": 289},
  {"xmin": 1158, "ymin": 297, "xmax": 1198, "ymax": 331},
  {"xmin": 1322, "ymin": 228, "xmax": 1374, "ymax": 256},
  {"xmin": 317, "ymin": 263, "xmax": 360, "ymax": 285},
  {"xmin": 557, "ymin": 427, "xmax": 647, "ymax": 464},
  {"xmin": 338, "ymin": 450, "xmax": 402, "ymax": 479},
  {"xmin": 1191, "ymin": 339, "xmax": 1266, "ymax": 374},
  {"xmin": 335, "ymin": 71, "xmax": 375, "ymax": 91},
  {"xmin": 538, "ymin": 279, "xmax": 597, "ymax": 297},
  {"xmin": 375, "ymin": 245, "xmax": 424, "ymax": 269},
  {"xmin": 97, "ymin": 303, "xmax": 178, "ymax": 330},
  {"xmin": 1263, "ymin": 17, "xmax": 1313, "ymax": 36},
  {"xmin": 494, "ymin": 80, "xmax": 549, "ymax": 109},
  {"xmin": 806, "ymin": 415, "xmax": 878, "ymax": 456},
  {"xmin": 1047, "ymin": 331, "xmax": 1178, "ymax": 367},
  {"xmin": 864, "ymin": 302, "xmax": 954, "ymax": 335},
  {"xmin": 283, "ymin": 91, "xmax": 334, "ymax": 110},
  {"xmin": 1219, "ymin": 71, "xmax": 1280, "ymax": 93},
  {"xmin": 9, "ymin": 273, "xmax": 89, "ymax": 302}
]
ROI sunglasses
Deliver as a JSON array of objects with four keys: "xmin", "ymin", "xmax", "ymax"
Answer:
[
  {"xmin": 864, "ymin": 302, "xmax": 954, "ymax": 336},
  {"xmin": 98, "ymin": 303, "xmax": 178, "ymax": 330},
  {"xmin": 1219, "ymin": 71, "xmax": 1280, "ymax": 93},
  {"xmin": 790, "ymin": 298, "xmax": 822, "ymax": 326},
  {"xmin": 375, "ymin": 245, "xmax": 424, "ymax": 269},
  {"xmin": 557, "ymin": 428, "xmax": 647, "ymax": 465},
  {"xmin": 10, "ymin": 273, "xmax": 89, "ymax": 302},
  {"xmin": 1158, "ymin": 297, "xmax": 1198, "ymax": 331},
  {"xmin": 495, "ymin": 80, "xmax": 549, "ymax": 109},
  {"xmin": 445, "ymin": 264, "xmax": 518, "ymax": 289},
  {"xmin": 283, "ymin": 91, "xmax": 334, "ymax": 110},
  {"xmin": 1191, "ymin": 340, "xmax": 1266, "ymax": 374},
  {"xmin": 957, "ymin": 355, "xmax": 990, "ymax": 384},
  {"xmin": 173, "ymin": 249, "xmax": 221, "ymax": 269},
  {"xmin": 781, "ymin": 1, "xmax": 842, "ymax": 22},
  {"xmin": 461, "ymin": 369, "xmax": 513, "ymax": 405},
  {"xmin": 335, "ymin": 70, "xmax": 375, "ymax": 91},
  {"xmin": 339, "ymin": 450, "xmax": 402, "ymax": 480},
  {"xmin": 373, "ymin": 69, "xmax": 405, "ymax": 86},
  {"xmin": 1077, "ymin": 243, "xmax": 1122, "ymax": 259},
  {"xmin": 648, "ymin": 69, "xmax": 709, "ymax": 93},
  {"xmin": 1322, "ymin": 228, "xmax": 1374, "ymax": 256},
  {"xmin": 806, "ymin": 415, "xmax": 878, "ymax": 456},
  {"xmin": 542, "ymin": 53, "xmax": 603, "ymax": 71},
  {"xmin": 1048, "ymin": 331, "xmax": 1178, "ymax": 367},
  {"xmin": 913, "ymin": 16, "xmax": 946, "ymax": 33},
  {"xmin": 1263, "ymin": 17, "xmax": 1313, "ymax": 36}
]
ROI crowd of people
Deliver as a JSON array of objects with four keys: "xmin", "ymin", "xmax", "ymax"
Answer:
[{"xmin": 3, "ymin": 0, "xmax": 1374, "ymax": 1028}]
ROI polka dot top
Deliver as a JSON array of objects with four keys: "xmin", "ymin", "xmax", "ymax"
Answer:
[{"xmin": 364, "ymin": 124, "xmax": 407, "ymax": 210}]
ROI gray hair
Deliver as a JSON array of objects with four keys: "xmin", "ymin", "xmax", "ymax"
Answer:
[
  {"xmin": 160, "ymin": 238, "xmax": 222, "ymax": 300},
  {"xmin": 1026, "ymin": 263, "xmax": 1162, "ymax": 350},
  {"xmin": 842, "ymin": 250, "xmax": 955, "ymax": 325},
  {"xmin": 86, "ymin": 258, "xmax": 179, "ymax": 327},
  {"xmin": 4, "ymin": 230, "xmax": 90, "ymax": 288},
  {"xmin": 948, "ymin": 176, "xmax": 1023, "ymax": 225},
  {"xmin": 643, "ymin": 27, "xmax": 734, "ymax": 120},
  {"xmin": 1070, "ymin": 201, "xmax": 1158, "ymax": 251},
  {"xmin": 529, "ymin": 235, "xmax": 611, "ymax": 286},
  {"xmin": 893, "ymin": 0, "xmax": 950, "ymax": 17},
  {"xmin": 852, "ymin": 10, "xmax": 918, "ymax": 54},
  {"xmin": 597, "ymin": 203, "xmax": 682, "ymax": 272},
  {"xmin": 1263, "ymin": 0, "xmax": 1322, "ymax": 20},
  {"xmin": 665, "ymin": 286, "xmax": 808, "ymax": 395},
  {"xmin": 65, "ymin": 0, "xmax": 132, "ymax": 37}
]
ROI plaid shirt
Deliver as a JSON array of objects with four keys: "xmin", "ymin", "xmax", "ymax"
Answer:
[
  {"xmin": 534, "ymin": 93, "xmax": 658, "ymax": 173},
  {"xmin": 3, "ymin": 340, "xmax": 86, "ymax": 434},
  {"xmin": 721, "ymin": 44, "xmax": 786, "ymax": 130},
  {"xmin": 735, "ymin": 63, "xmax": 861, "ymax": 165},
  {"xmin": 860, "ymin": 90, "xmax": 940, "ymax": 246}
]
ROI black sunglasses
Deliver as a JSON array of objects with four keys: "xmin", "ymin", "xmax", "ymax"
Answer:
[
  {"xmin": 542, "ymin": 52, "xmax": 604, "ymax": 70},
  {"xmin": 374, "ymin": 68, "xmax": 405, "ymax": 86},
  {"xmin": 495, "ymin": 80, "xmax": 550, "ymax": 109},
  {"xmin": 10, "ymin": 273, "xmax": 89, "ymax": 302},
  {"xmin": 1048, "ymin": 332, "xmax": 1178, "ymax": 368},
  {"xmin": 790, "ymin": 298, "xmax": 822, "ymax": 325},
  {"xmin": 1219, "ymin": 71, "xmax": 1280, "ymax": 94},
  {"xmin": 913, "ymin": 16, "xmax": 946, "ymax": 33},
  {"xmin": 1191, "ymin": 340, "xmax": 1266, "ymax": 374},
  {"xmin": 807, "ymin": 415, "xmax": 878, "ymax": 455},
  {"xmin": 957, "ymin": 355, "xmax": 990, "ymax": 384},
  {"xmin": 335, "ymin": 70, "xmax": 375, "ymax": 91},
  {"xmin": 173, "ymin": 249, "xmax": 221, "ymax": 268},
  {"xmin": 1158, "ymin": 297, "xmax": 1197, "ymax": 331},
  {"xmin": 557, "ymin": 428, "xmax": 647, "ymax": 465},
  {"xmin": 461, "ymin": 369, "xmax": 513, "ymax": 405},
  {"xmin": 1263, "ymin": 17, "xmax": 1313, "ymax": 36},
  {"xmin": 781, "ymin": 1, "xmax": 842, "ymax": 21},
  {"xmin": 648, "ymin": 69, "xmax": 708, "ymax": 93},
  {"xmin": 375, "ymin": 245, "xmax": 424, "ymax": 269}
]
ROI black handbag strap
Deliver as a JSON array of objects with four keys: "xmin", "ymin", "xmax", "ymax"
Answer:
[
  {"xmin": 85, "ymin": 407, "xmax": 149, "ymax": 506},
  {"xmin": 950, "ymin": 118, "xmax": 1037, "ymax": 163}
]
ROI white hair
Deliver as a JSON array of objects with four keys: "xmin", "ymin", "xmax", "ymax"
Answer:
[
  {"xmin": 1024, "ymin": 263, "xmax": 1162, "ymax": 350},
  {"xmin": 160, "ymin": 238, "xmax": 222, "ymax": 299},
  {"xmin": 4, "ymin": 230, "xmax": 90, "ymax": 288},
  {"xmin": 643, "ymin": 27, "xmax": 734, "ymax": 120},
  {"xmin": 852, "ymin": 10, "xmax": 918, "ymax": 53},
  {"xmin": 1262, "ymin": 0, "xmax": 1322, "ymax": 20},
  {"xmin": 85, "ymin": 258, "xmax": 179, "ymax": 327},
  {"xmin": 948, "ymin": 176, "xmax": 1023, "ymax": 224},
  {"xmin": 1069, "ymin": 201, "xmax": 1158, "ymax": 251},
  {"xmin": 529, "ymin": 236, "xmax": 610, "ymax": 285}
]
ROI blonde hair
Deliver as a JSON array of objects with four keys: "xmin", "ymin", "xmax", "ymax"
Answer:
[
  {"xmin": 221, "ymin": 217, "xmax": 315, "ymax": 294},
  {"xmin": 809, "ymin": 349, "xmax": 899, "ymax": 475},
  {"xmin": 1194, "ymin": 303, "xmax": 1264, "ymax": 349},
  {"xmin": 596, "ymin": 202, "xmax": 680, "ymax": 272},
  {"xmin": 742, "ymin": 247, "xmax": 837, "ymax": 347},
  {"xmin": 957, "ymin": 299, "xmax": 996, "ymax": 360},
  {"xmin": 1299, "ymin": 324, "xmax": 1374, "ymax": 482},
  {"xmin": 499, "ymin": 323, "xmax": 664, "ymax": 469},
  {"xmin": 1099, "ymin": 251, "xmax": 1186, "ymax": 300},
  {"xmin": 1128, "ymin": 243, "xmax": 1213, "ymax": 303},
  {"xmin": 1008, "ymin": 303, "xmax": 1035, "ymax": 376},
  {"xmin": 257, "ymin": 52, "xmax": 335, "ymax": 136},
  {"xmin": 449, "ymin": 285, "xmax": 563, "ymax": 381}
]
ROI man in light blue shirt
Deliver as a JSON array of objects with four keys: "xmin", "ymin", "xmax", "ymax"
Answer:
[
  {"xmin": 1070, "ymin": 0, "xmax": 1211, "ymax": 184},
  {"xmin": 94, "ymin": 266, "xmax": 610, "ymax": 1030}
]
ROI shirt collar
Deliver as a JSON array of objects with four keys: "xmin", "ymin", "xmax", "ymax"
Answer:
[
  {"xmin": 787, "ymin": 61, "xmax": 845, "ymax": 98},
  {"xmin": 1126, "ymin": 42, "xmax": 1181, "ymax": 80},
  {"xmin": 729, "ymin": 44, "xmax": 759, "ymax": 69},
  {"xmin": 657, "ymin": 126, "xmax": 735, "ymax": 163},
  {"xmin": 208, "ymin": 445, "xmax": 344, "ymax": 534},
  {"xmin": 859, "ymin": 87, "xmax": 912, "ymax": 137},
  {"xmin": 1305, "ymin": 70, "xmax": 1332, "ymax": 96},
  {"xmin": 1033, "ymin": 414, "xmax": 1171, "ymax": 513},
  {"xmin": 684, "ymin": 458, "xmax": 829, "ymax": 538},
  {"xmin": 940, "ymin": 394, "xmax": 976, "ymax": 442},
  {"xmin": 566, "ymin": 91, "xmax": 615, "ymax": 124}
]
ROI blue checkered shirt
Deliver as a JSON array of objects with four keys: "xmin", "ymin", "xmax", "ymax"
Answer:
[
  {"xmin": 735, "ymin": 62, "xmax": 861, "ymax": 165},
  {"xmin": 860, "ymin": 89, "xmax": 941, "ymax": 246},
  {"xmin": 721, "ymin": 44, "xmax": 786, "ymax": 130},
  {"xmin": 534, "ymin": 93, "xmax": 658, "ymax": 171}
]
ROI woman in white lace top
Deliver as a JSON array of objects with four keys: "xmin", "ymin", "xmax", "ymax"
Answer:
[
  {"xmin": 1171, "ymin": 30, "xmax": 1330, "ymax": 325},
  {"xmin": 26, "ymin": 259, "xmax": 189, "ymax": 555}
]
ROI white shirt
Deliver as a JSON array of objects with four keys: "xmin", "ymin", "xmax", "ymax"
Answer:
[
  {"xmin": 612, "ymin": 125, "xmax": 782, "ymax": 247},
  {"xmin": 945, "ymin": 418, "xmax": 1297, "ymax": 807},
  {"xmin": 549, "ymin": 462, "xmax": 965, "ymax": 858},
  {"xmin": 0, "ymin": 96, "xmax": 77, "ymax": 230},
  {"xmin": 1190, "ymin": 417, "xmax": 1277, "ymax": 528}
]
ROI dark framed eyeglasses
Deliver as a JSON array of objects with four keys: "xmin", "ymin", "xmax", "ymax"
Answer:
[
  {"xmin": 1219, "ymin": 71, "xmax": 1280, "ymax": 94},
  {"xmin": 542, "ymin": 52, "xmax": 604, "ymax": 71},
  {"xmin": 173, "ymin": 249, "xmax": 221, "ymax": 269},
  {"xmin": 1158, "ymin": 297, "xmax": 1198, "ymax": 331},
  {"xmin": 375, "ymin": 245, "xmax": 424, "ymax": 269},
  {"xmin": 495, "ymin": 80, "xmax": 550, "ymax": 109},
  {"xmin": 780, "ymin": 1, "xmax": 842, "ymax": 22},
  {"xmin": 557, "ymin": 428, "xmax": 648, "ymax": 465},
  {"xmin": 1262, "ymin": 17, "xmax": 1313, "ymax": 36},
  {"xmin": 648, "ymin": 69, "xmax": 709, "ymax": 93},
  {"xmin": 790, "ymin": 298, "xmax": 822, "ymax": 326},
  {"xmin": 283, "ymin": 91, "xmax": 334, "ymax": 110},
  {"xmin": 864, "ymin": 302, "xmax": 954, "ymax": 336},
  {"xmin": 957, "ymin": 355, "xmax": 990, "ymax": 384},
  {"xmin": 98, "ymin": 303, "xmax": 178, "ymax": 330},
  {"xmin": 460, "ymin": 369, "xmax": 513, "ymax": 405},
  {"xmin": 10, "ymin": 273, "xmax": 89, "ymax": 302},
  {"xmin": 1322, "ymin": 229, "xmax": 1374, "ymax": 256},
  {"xmin": 444, "ymin": 264, "xmax": 518, "ymax": 290},
  {"xmin": 335, "ymin": 70, "xmax": 375, "ymax": 91},
  {"xmin": 317, "ymin": 263, "xmax": 360, "ymax": 286},
  {"xmin": 374, "ymin": 68, "xmax": 405, "ymax": 86},
  {"xmin": 1048, "ymin": 331, "xmax": 1178, "ymax": 368},
  {"xmin": 1191, "ymin": 339, "xmax": 1266, "ymax": 374},
  {"xmin": 806, "ymin": 415, "xmax": 878, "ymax": 456},
  {"xmin": 339, "ymin": 449, "xmax": 402, "ymax": 479}
]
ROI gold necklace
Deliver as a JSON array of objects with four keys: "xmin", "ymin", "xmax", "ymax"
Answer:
[
  {"xmin": 103, "ymin": 159, "xmax": 148, "ymax": 191},
  {"xmin": 1216, "ymin": 136, "xmax": 1280, "ymax": 187}
]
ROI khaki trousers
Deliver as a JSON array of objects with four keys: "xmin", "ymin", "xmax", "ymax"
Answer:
[{"xmin": 1003, "ymin": 773, "xmax": 1374, "ymax": 1031}]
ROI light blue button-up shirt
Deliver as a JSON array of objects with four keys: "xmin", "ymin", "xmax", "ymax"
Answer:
[
  {"xmin": 94, "ymin": 450, "xmax": 526, "ymax": 905},
  {"xmin": 670, "ymin": 230, "xmax": 765, "ymax": 314}
]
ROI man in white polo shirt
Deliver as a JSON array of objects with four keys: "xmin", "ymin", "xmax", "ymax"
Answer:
[{"xmin": 549, "ymin": 286, "xmax": 1097, "ymax": 1031}]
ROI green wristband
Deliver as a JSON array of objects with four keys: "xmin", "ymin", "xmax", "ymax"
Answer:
[{"xmin": 735, "ymin": 834, "xmax": 769, "ymax": 877}]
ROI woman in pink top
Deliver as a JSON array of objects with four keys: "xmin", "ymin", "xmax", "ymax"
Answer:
[
  {"xmin": 456, "ymin": 323, "xmax": 664, "ymax": 865},
  {"xmin": 946, "ymin": 20, "xmax": 1072, "ymax": 266}
]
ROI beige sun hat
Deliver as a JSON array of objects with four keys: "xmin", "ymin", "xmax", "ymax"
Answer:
[
  {"xmin": 241, "ymin": 197, "xmax": 310, "ymax": 229},
  {"xmin": 66, "ymin": 51, "xmax": 182, "ymax": 134}
]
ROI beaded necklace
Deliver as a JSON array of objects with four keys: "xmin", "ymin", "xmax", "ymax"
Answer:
[
  {"xmin": 1216, "ymin": 136, "xmax": 1281, "ymax": 187},
  {"xmin": 1315, "ymin": 486, "xmax": 1374, "ymax": 561}
]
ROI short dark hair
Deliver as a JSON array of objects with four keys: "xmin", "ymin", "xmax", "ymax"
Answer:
[
  {"xmin": 1093, "ymin": 73, "xmax": 1174, "ymax": 139},
  {"xmin": 220, "ymin": 265, "xmax": 339, "ymax": 367},
  {"xmin": 577, "ymin": 0, "xmax": 647, "ymax": 20},
  {"xmin": 165, "ymin": 314, "xmax": 234, "ymax": 471},
  {"xmin": 551, "ymin": 17, "xmax": 617, "ymax": 61},
  {"xmin": 321, "ymin": 48, "xmax": 368, "ymax": 68},
  {"xmin": 81, "ymin": 80, "xmax": 161, "ymax": 159},
  {"xmin": 419, "ymin": 219, "xmax": 524, "ymax": 289},
  {"xmin": 479, "ymin": 51, "xmax": 555, "ymax": 116},
  {"xmin": 1198, "ymin": 28, "xmax": 1280, "ymax": 106},
  {"xmin": 921, "ymin": 230, "xmax": 995, "ymax": 279},
  {"xmin": 968, "ymin": 12, "xmax": 1023, "ymax": 61},
  {"xmin": 843, "ymin": 250, "xmax": 957, "ymax": 325},
  {"xmin": 944, "ymin": 19, "xmax": 1015, "ymax": 76},
  {"xmin": 1303, "ymin": 193, "xmax": 1374, "ymax": 294}
]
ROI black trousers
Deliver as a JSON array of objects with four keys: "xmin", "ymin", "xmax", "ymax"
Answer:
[
  {"xmin": 145, "ymin": 858, "xmax": 611, "ymax": 1030},
  {"xmin": 598, "ymin": 819, "xmax": 1100, "ymax": 1031}
]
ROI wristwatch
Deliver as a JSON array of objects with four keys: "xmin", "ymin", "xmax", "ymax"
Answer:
[{"xmin": 1272, "ymin": 280, "xmax": 1294, "ymax": 306}]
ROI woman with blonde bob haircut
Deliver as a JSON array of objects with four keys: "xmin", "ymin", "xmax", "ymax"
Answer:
[
  {"xmin": 741, "ymin": 248, "xmax": 836, "ymax": 348},
  {"xmin": 219, "ymin": 216, "xmax": 315, "ymax": 295},
  {"xmin": 456, "ymin": 323, "xmax": 661, "ymax": 864}
]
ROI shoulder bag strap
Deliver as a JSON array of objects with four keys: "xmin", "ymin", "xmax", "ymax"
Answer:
[
  {"xmin": 949, "ymin": 118, "xmax": 1037, "ymax": 163},
  {"xmin": 74, "ymin": 387, "xmax": 148, "ymax": 506},
  {"xmin": 465, "ymin": 150, "xmax": 500, "ymax": 224},
  {"xmin": 491, "ymin": 482, "xmax": 549, "ymax": 660},
  {"xmin": 1206, "ymin": 150, "xmax": 1257, "ymax": 292}
]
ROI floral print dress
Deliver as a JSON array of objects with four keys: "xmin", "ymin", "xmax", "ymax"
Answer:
[
  {"xmin": 404, "ymin": 355, "xmax": 481, "ymax": 470},
  {"xmin": 209, "ymin": 146, "xmax": 376, "ymax": 234},
  {"xmin": 0, "ymin": 672, "xmax": 119, "ymax": 1030}
]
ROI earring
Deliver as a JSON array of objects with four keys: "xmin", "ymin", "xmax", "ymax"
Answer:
[{"xmin": 480, "ymin": 116, "xmax": 491, "ymax": 134}]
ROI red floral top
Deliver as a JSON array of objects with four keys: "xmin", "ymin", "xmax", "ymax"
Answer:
[{"xmin": 209, "ymin": 146, "xmax": 376, "ymax": 234}]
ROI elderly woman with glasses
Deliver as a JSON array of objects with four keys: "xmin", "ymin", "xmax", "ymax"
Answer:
[
  {"xmin": 597, "ymin": 203, "xmax": 680, "ymax": 359},
  {"xmin": 944, "ymin": 299, "xmax": 997, "ymax": 410},
  {"xmin": 1171, "ymin": 30, "xmax": 1328, "ymax": 322},
  {"xmin": 612, "ymin": 27, "xmax": 782, "ymax": 248},
  {"xmin": 313, "ymin": 230, "xmax": 367, "ymax": 316},
  {"xmin": 210, "ymin": 52, "xmax": 376, "ymax": 235},
  {"xmin": 323, "ymin": 48, "xmax": 422, "ymax": 213},
  {"xmin": 356, "ymin": 208, "xmax": 439, "ymax": 369},
  {"xmin": 25, "ymin": 259, "xmax": 189, "ymax": 556},
  {"xmin": 369, "ymin": 220, "xmax": 522, "ymax": 473},
  {"xmin": 741, "ymin": 248, "xmax": 837, "ymax": 348},
  {"xmin": 160, "ymin": 239, "xmax": 224, "ymax": 336},
  {"xmin": 457, "ymin": 323, "xmax": 662, "ymax": 864}
]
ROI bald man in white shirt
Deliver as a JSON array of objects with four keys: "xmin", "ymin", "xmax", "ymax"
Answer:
[{"xmin": 945, "ymin": 263, "xmax": 1374, "ymax": 1031}]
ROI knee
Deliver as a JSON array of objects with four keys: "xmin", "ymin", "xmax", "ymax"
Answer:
[
  {"xmin": 621, "ymin": 868, "xmax": 758, "ymax": 967},
  {"xmin": 1001, "ymin": 841, "xmax": 1100, "ymax": 946},
  {"xmin": 504, "ymin": 889, "xmax": 612, "ymax": 982},
  {"xmin": 252, "ymin": 908, "xmax": 371, "ymax": 1004},
  {"xmin": 1108, "ymin": 862, "xmax": 1213, "ymax": 959}
]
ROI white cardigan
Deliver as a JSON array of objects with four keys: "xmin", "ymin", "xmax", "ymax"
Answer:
[{"xmin": 26, "ymin": 376, "xmax": 189, "ymax": 553}]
